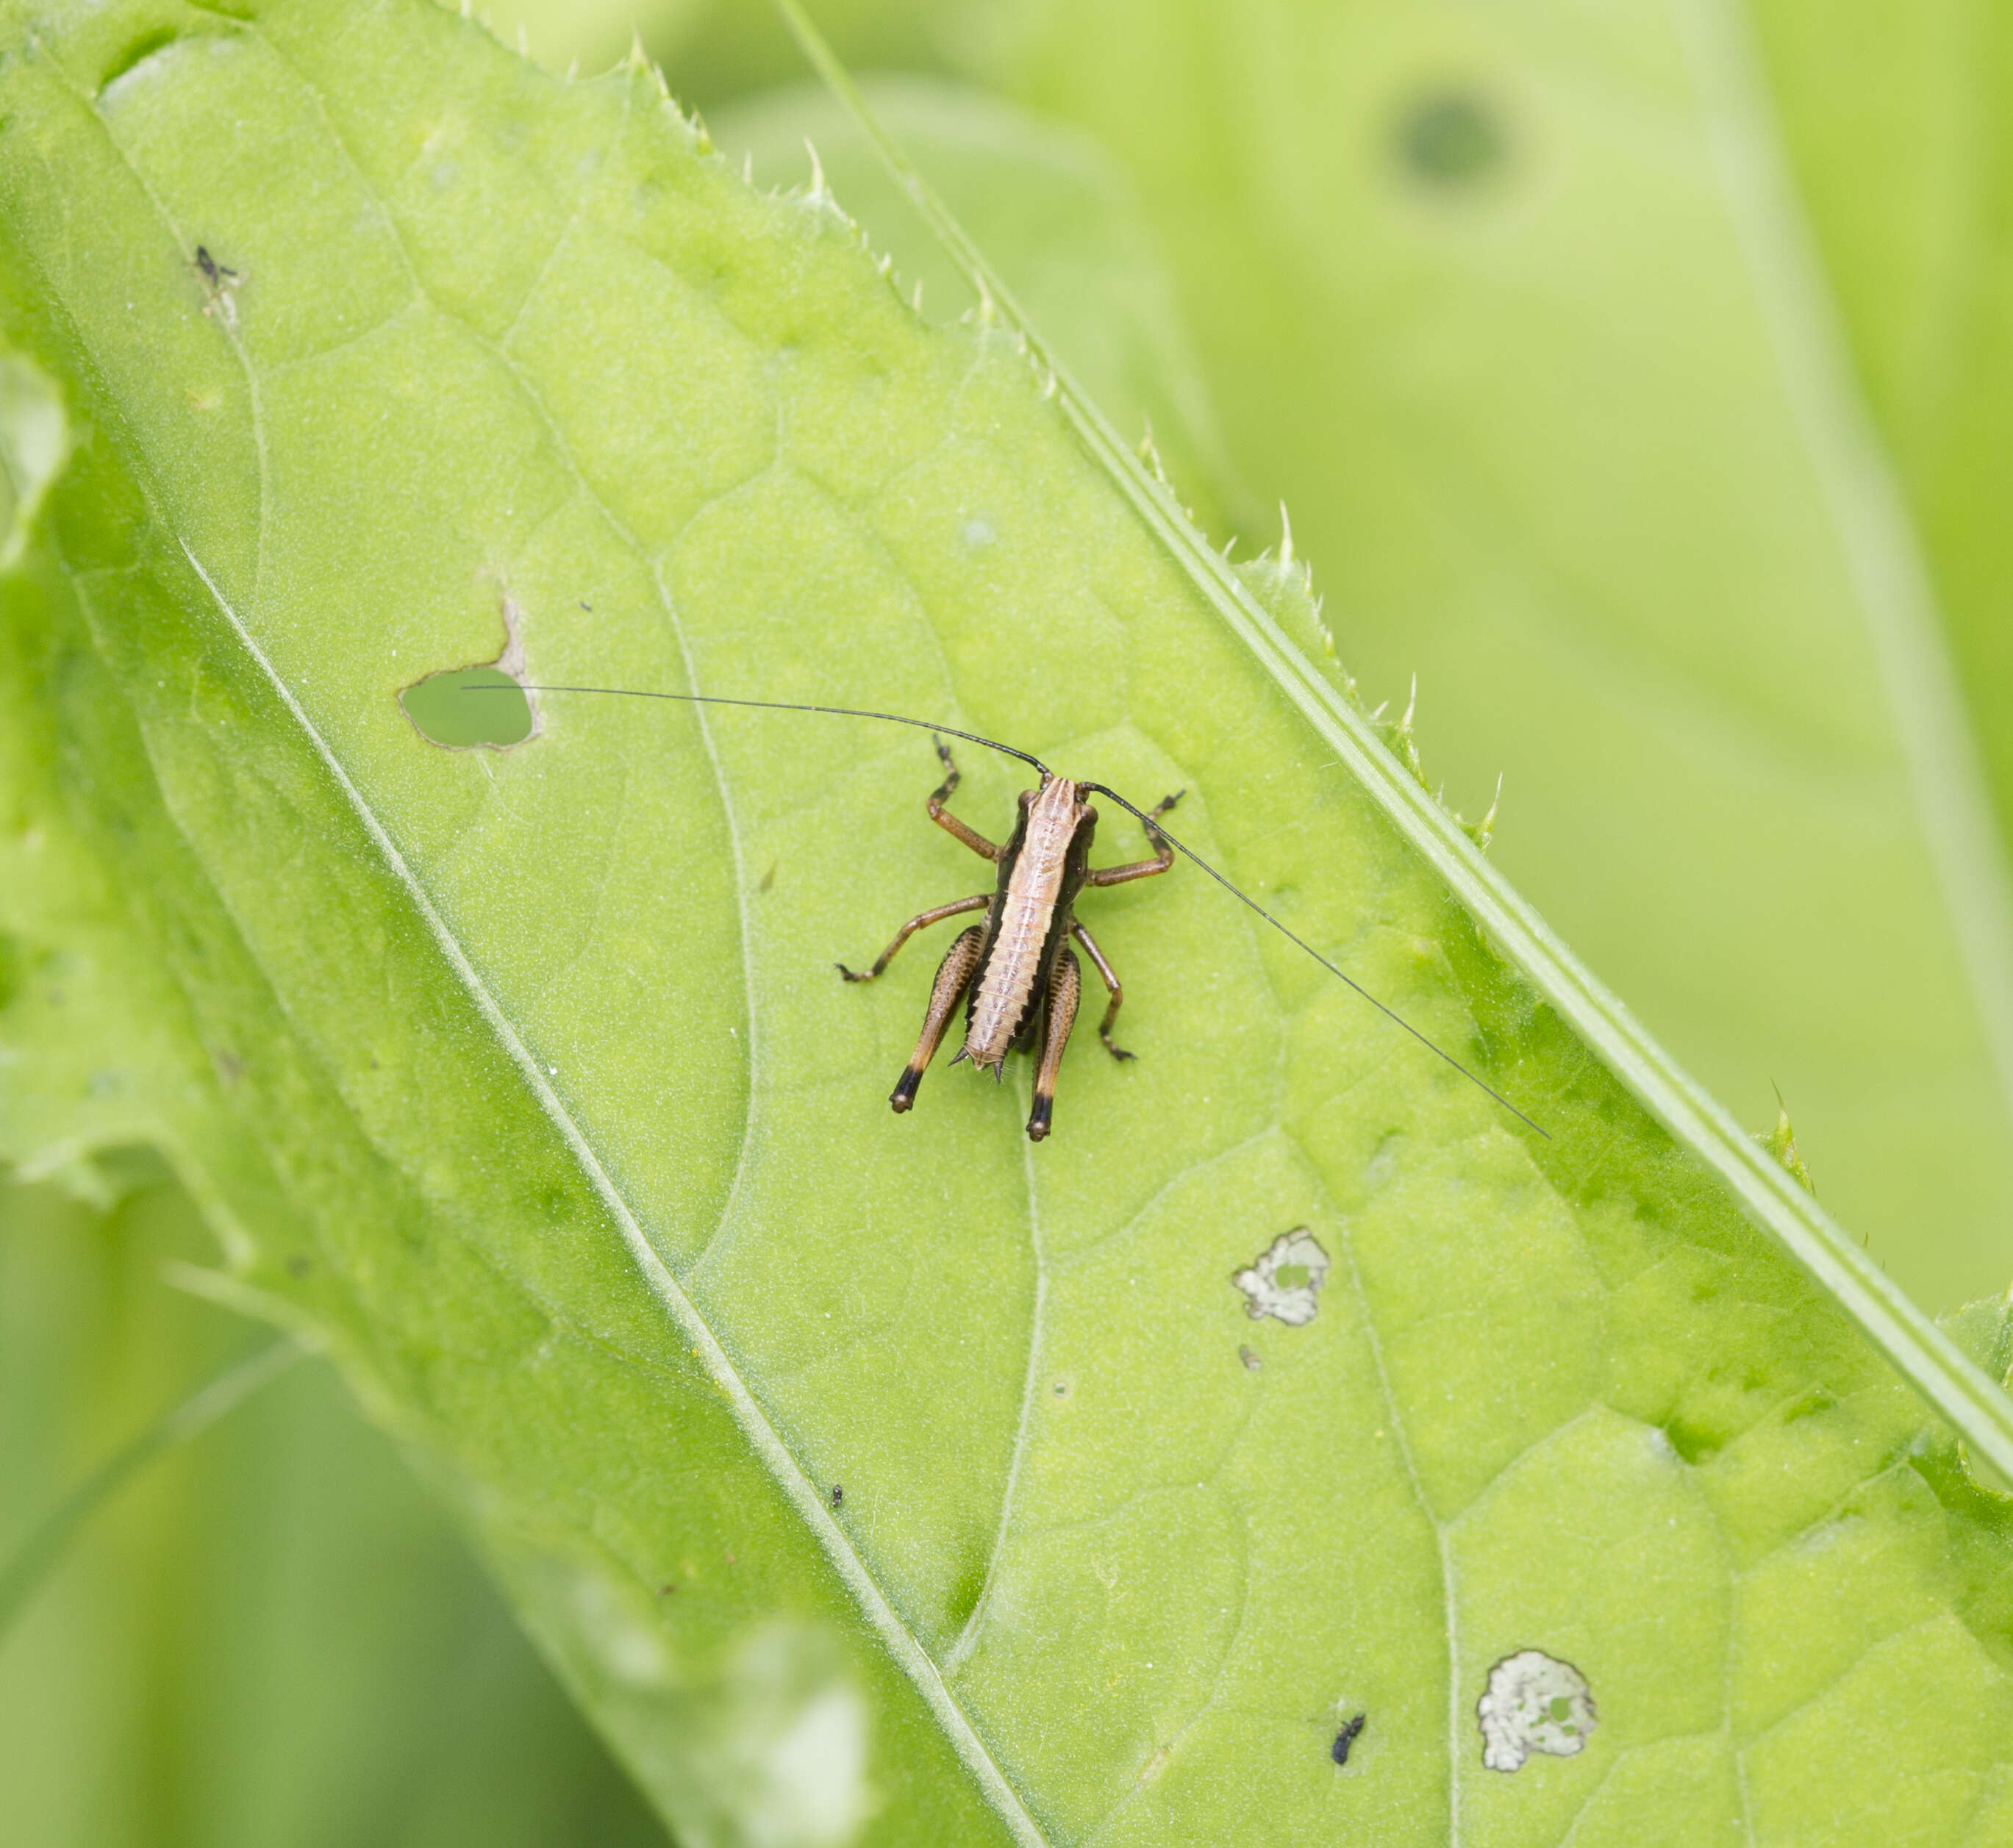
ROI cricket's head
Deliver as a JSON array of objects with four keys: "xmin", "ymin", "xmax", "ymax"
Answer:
[{"xmin": 1020, "ymin": 773, "xmax": 1096, "ymax": 836}]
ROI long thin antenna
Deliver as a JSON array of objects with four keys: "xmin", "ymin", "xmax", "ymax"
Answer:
[
  {"xmin": 468, "ymin": 684, "xmax": 1050, "ymax": 777},
  {"xmin": 461, "ymin": 684, "xmax": 1543, "ymax": 1135},
  {"xmin": 1080, "ymin": 781, "xmax": 1549, "ymax": 1139}
]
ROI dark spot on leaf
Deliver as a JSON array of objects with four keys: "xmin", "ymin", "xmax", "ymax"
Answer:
[
  {"xmin": 400, "ymin": 664, "xmax": 533, "ymax": 748},
  {"xmin": 1331, "ymin": 1713, "xmax": 1365, "ymax": 1765},
  {"xmin": 285, "ymin": 1255, "xmax": 311, "ymax": 1279},
  {"xmin": 1394, "ymin": 89, "xmax": 1508, "ymax": 188},
  {"xmin": 829, "ymin": 1483, "xmax": 843, "ymax": 1510},
  {"xmin": 194, "ymin": 246, "xmax": 224, "ymax": 287},
  {"xmin": 941, "ymin": 1550, "xmax": 987, "ymax": 1632},
  {"xmin": 1660, "ymin": 1417, "xmax": 1720, "ymax": 1465},
  {"xmin": 101, "ymin": 27, "xmax": 180, "ymax": 92}
]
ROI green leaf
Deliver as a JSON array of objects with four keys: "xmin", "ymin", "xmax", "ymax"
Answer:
[
  {"xmin": 979, "ymin": 0, "xmax": 2013, "ymax": 1315},
  {"xmin": 1739, "ymin": 1, "xmax": 2013, "ymax": 920},
  {"xmin": 707, "ymin": 76, "xmax": 1237, "ymax": 531},
  {"xmin": 0, "ymin": 1165, "xmax": 665, "ymax": 1848},
  {"xmin": 4, "ymin": 2, "xmax": 2013, "ymax": 1842}
]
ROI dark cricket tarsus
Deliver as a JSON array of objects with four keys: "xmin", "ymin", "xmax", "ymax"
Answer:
[{"xmin": 463, "ymin": 683, "xmax": 1547, "ymax": 1139}]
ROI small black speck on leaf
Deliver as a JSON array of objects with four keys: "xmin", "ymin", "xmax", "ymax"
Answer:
[
  {"xmin": 285, "ymin": 1255, "xmax": 311, "ymax": 1280},
  {"xmin": 1332, "ymin": 1713, "xmax": 1366, "ymax": 1766},
  {"xmin": 830, "ymin": 1483, "xmax": 843, "ymax": 1510}
]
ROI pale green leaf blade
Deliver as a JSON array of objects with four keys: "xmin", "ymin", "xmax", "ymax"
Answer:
[
  {"xmin": 4, "ymin": 4, "xmax": 2013, "ymax": 1844},
  {"xmin": 1740, "ymin": 1, "xmax": 2013, "ymax": 884}
]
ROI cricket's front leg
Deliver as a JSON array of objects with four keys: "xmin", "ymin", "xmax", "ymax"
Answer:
[
  {"xmin": 1026, "ymin": 948, "xmax": 1082, "ymax": 1142},
  {"xmin": 1084, "ymin": 789, "xmax": 1184, "ymax": 887},
  {"xmin": 927, "ymin": 738, "xmax": 1004, "ymax": 862},
  {"xmin": 890, "ymin": 925, "xmax": 987, "ymax": 1113}
]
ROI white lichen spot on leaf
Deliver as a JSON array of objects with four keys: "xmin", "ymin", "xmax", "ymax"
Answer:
[
  {"xmin": 1231, "ymin": 1227, "xmax": 1329, "ymax": 1325},
  {"xmin": 1477, "ymin": 1649, "xmax": 1597, "ymax": 1772}
]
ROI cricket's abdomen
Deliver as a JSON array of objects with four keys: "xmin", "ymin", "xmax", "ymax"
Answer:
[{"xmin": 963, "ymin": 778, "xmax": 1084, "ymax": 1070}]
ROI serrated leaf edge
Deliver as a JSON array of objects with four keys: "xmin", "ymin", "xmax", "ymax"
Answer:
[{"xmin": 768, "ymin": 0, "xmax": 2013, "ymax": 1480}]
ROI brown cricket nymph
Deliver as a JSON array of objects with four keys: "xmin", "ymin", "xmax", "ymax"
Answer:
[
  {"xmin": 462, "ymin": 682, "xmax": 1547, "ymax": 1142},
  {"xmin": 838, "ymin": 742, "xmax": 1181, "ymax": 1142}
]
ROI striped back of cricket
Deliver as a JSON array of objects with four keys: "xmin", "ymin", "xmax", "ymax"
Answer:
[{"xmin": 962, "ymin": 776, "xmax": 1084, "ymax": 1070}]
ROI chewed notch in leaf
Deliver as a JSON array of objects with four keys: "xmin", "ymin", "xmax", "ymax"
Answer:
[
  {"xmin": 398, "ymin": 588, "xmax": 537, "ymax": 749},
  {"xmin": 1477, "ymin": 1650, "xmax": 1597, "ymax": 1772},
  {"xmin": 1231, "ymin": 1228, "xmax": 1329, "ymax": 1325},
  {"xmin": 399, "ymin": 663, "xmax": 534, "ymax": 748}
]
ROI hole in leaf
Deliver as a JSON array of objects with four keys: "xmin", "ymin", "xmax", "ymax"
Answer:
[
  {"xmin": 399, "ymin": 664, "xmax": 534, "ymax": 748},
  {"xmin": 1393, "ymin": 89, "xmax": 1508, "ymax": 188}
]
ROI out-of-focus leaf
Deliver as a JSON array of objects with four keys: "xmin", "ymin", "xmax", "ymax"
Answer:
[
  {"xmin": 1740, "ymin": 1, "xmax": 2013, "ymax": 887},
  {"xmin": 981, "ymin": 0, "xmax": 2013, "ymax": 1313},
  {"xmin": 4, "ymin": 3, "xmax": 2013, "ymax": 1843},
  {"xmin": 0, "ymin": 1169, "xmax": 667, "ymax": 1848}
]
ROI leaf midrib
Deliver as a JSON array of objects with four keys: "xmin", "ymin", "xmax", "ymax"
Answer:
[
  {"xmin": 179, "ymin": 532, "xmax": 1052, "ymax": 1848},
  {"xmin": 40, "ymin": 26, "xmax": 1054, "ymax": 1844}
]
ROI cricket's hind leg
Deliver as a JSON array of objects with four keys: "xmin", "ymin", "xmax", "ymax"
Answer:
[
  {"xmin": 890, "ymin": 925, "xmax": 987, "ymax": 1113},
  {"xmin": 1026, "ymin": 948, "xmax": 1082, "ymax": 1142}
]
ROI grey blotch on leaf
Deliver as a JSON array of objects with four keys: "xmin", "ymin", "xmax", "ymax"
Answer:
[
  {"xmin": 1477, "ymin": 1650, "xmax": 1597, "ymax": 1772},
  {"xmin": 1231, "ymin": 1228, "xmax": 1329, "ymax": 1326}
]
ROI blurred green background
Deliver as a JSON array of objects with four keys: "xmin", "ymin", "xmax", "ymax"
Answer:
[{"xmin": 10, "ymin": 0, "xmax": 2013, "ymax": 1840}]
